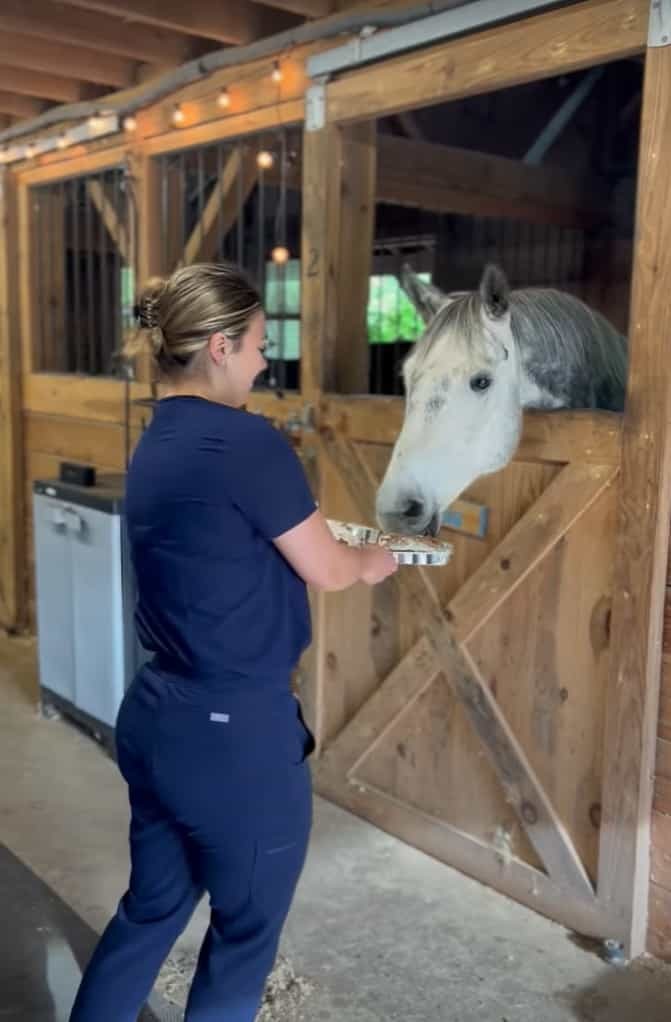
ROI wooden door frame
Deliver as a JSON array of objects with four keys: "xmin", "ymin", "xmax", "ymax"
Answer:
[
  {"xmin": 0, "ymin": 171, "xmax": 24, "ymax": 631},
  {"xmin": 301, "ymin": 0, "xmax": 669, "ymax": 958}
]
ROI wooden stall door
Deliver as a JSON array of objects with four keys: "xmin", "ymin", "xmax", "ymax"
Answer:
[{"xmin": 312, "ymin": 408, "xmax": 622, "ymax": 942}]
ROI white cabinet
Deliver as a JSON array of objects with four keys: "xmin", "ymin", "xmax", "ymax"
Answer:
[{"xmin": 33, "ymin": 476, "xmax": 144, "ymax": 749}]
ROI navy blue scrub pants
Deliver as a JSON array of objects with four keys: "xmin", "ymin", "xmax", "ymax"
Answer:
[{"xmin": 69, "ymin": 666, "xmax": 314, "ymax": 1022}]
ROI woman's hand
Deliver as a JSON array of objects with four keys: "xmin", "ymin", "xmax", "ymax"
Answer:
[
  {"xmin": 359, "ymin": 545, "xmax": 398, "ymax": 585},
  {"xmin": 274, "ymin": 510, "xmax": 398, "ymax": 592}
]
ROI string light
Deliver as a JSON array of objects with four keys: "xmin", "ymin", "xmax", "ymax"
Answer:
[
  {"xmin": 217, "ymin": 88, "xmax": 231, "ymax": 110},
  {"xmin": 271, "ymin": 245, "xmax": 290, "ymax": 265},
  {"xmin": 25, "ymin": 142, "xmax": 36, "ymax": 159},
  {"xmin": 172, "ymin": 103, "xmax": 185, "ymax": 126},
  {"xmin": 88, "ymin": 111, "xmax": 104, "ymax": 132},
  {"xmin": 271, "ymin": 60, "xmax": 283, "ymax": 84},
  {"xmin": 256, "ymin": 149, "xmax": 274, "ymax": 170},
  {"xmin": 57, "ymin": 133, "xmax": 68, "ymax": 150},
  {"xmin": 123, "ymin": 114, "xmax": 137, "ymax": 133}
]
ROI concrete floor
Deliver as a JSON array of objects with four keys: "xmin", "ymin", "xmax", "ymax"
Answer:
[{"xmin": 1, "ymin": 632, "xmax": 670, "ymax": 1022}]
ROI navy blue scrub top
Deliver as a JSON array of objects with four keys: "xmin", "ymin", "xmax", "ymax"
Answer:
[{"xmin": 124, "ymin": 396, "xmax": 317, "ymax": 686}]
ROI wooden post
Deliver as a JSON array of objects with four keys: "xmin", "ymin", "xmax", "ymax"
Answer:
[
  {"xmin": 0, "ymin": 170, "xmax": 25, "ymax": 630},
  {"xmin": 300, "ymin": 119, "xmax": 341, "ymax": 403},
  {"xmin": 335, "ymin": 121, "xmax": 376, "ymax": 394},
  {"xmin": 301, "ymin": 118, "xmax": 377, "ymax": 400},
  {"xmin": 599, "ymin": 38, "xmax": 671, "ymax": 957}
]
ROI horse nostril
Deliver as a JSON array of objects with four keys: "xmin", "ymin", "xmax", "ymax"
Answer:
[{"xmin": 404, "ymin": 499, "xmax": 425, "ymax": 520}]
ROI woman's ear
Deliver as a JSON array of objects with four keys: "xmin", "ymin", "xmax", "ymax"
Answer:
[{"xmin": 208, "ymin": 331, "xmax": 233, "ymax": 366}]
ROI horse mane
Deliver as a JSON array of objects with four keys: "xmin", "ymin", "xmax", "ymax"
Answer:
[{"xmin": 417, "ymin": 286, "xmax": 627, "ymax": 411}]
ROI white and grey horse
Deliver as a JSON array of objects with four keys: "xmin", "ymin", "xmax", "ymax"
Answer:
[{"xmin": 375, "ymin": 264, "xmax": 627, "ymax": 536}]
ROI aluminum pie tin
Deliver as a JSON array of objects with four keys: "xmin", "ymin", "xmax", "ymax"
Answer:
[{"xmin": 326, "ymin": 519, "xmax": 453, "ymax": 567}]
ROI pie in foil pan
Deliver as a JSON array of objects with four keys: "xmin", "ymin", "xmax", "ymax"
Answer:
[{"xmin": 326, "ymin": 519, "xmax": 453, "ymax": 567}]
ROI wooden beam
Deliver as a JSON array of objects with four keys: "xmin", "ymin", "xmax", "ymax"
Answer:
[
  {"xmin": 336, "ymin": 122, "xmax": 376, "ymax": 393},
  {"xmin": 249, "ymin": 0, "xmax": 334, "ymax": 15},
  {"xmin": 319, "ymin": 397, "xmax": 623, "ymax": 466},
  {"xmin": 0, "ymin": 65, "xmax": 89, "ymax": 104},
  {"xmin": 56, "ymin": 0, "xmax": 299, "ymax": 45},
  {"xmin": 0, "ymin": 31, "xmax": 136, "ymax": 89},
  {"xmin": 327, "ymin": 0, "xmax": 648, "ymax": 124},
  {"xmin": 376, "ymin": 134, "xmax": 609, "ymax": 228},
  {"xmin": 182, "ymin": 146, "xmax": 258, "ymax": 266},
  {"xmin": 0, "ymin": 91, "xmax": 45, "ymax": 120},
  {"xmin": 0, "ymin": 0, "xmax": 196, "ymax": 65},
  {"xmin": 86, "ymin": 180, "xmax": 129, "ymax": 263},
  {"xmin": 0, "ymin": 173, "xmax": 25, "ymax": 630},
  {"xmin": 142, "ymin": 99, "xmax": 305, "ymax": 155},
  {"xmin": 599, "ymin": 40, "xmax": 671, "ymax": 958},
  {"xmin": 300, "ymin": 121, "xmax": 341, "ymax": 403}
]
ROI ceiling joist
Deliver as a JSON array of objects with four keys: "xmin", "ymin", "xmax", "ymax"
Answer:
[
  {"xmin": 0, "ymin": 0, "xmax": 198, "ymax": 66},
  {"xmin": 0, "ymin": 91, "xmax": 46, "ymax": 120},
  {"xmin": 0, "ymin": 65, "xmax": 92, "ymax": 105},
  {"xmin": 0, "ymin": 31, "xmax": 136, "ymax": 88},
  {"xmin": 55, "ymin": 0, "xmax": 301, "ymax": 45}
]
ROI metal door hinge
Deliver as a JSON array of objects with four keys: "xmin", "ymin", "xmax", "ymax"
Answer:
[{"xmin": 649, "ymin": 0, "xmax": 671, "ymax": 46}]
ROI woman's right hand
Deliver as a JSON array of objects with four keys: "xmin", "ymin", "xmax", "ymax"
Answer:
[
  {"xmin": 359, "ymin": 545, "xmax": 398, "ymax": 585},
  {"xmin": 274, "ymin": 509, "xmax": 399, "ymax": 592}
]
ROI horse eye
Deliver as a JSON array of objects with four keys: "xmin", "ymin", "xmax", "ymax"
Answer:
[{"xmin": 470, "ymin": 373, "xmax": 492, "ymax": 393}]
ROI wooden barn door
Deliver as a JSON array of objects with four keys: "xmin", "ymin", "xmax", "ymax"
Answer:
[
  {"xmin": 311, "ymin": 407, "xmax": 621, "ymax": 939},
  {"xmin": 298, "ymin": 0, "xmax": 671, "ymax": 955}
]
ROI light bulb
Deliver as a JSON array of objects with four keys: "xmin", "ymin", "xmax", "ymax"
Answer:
[
  {"xmin": 256, "ymin": 149, "xmax": 274, "ymax": 170},
  {"xmin": 271, "ymin": 60, "xmax": 283, "ymax": 84},
  {"xmin": 217, "ymin": 88, "xmax": 230, "ymax": 110},
  {"xmin": 172, "ymin": 104, "xmax": 185, "ymax": 126},
  {"xmin": 271, "ymin": 245, "xmax": 290, "ymax": 265},
  {"xmin": 25, "ymin": 143, "xmax": 36, "ymax": 159},
  {"xmin": 123, "ymin": 114, "xmax": 137, "ymax": 133},
  {"xmin": 88, "ymin": 112, "xmax": 104, "ymax": 132},
  {"xmin": 57, "ymin": 133, "xmax": 68, "ymax": 150}
]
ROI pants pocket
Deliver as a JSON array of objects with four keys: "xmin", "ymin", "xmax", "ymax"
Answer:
[{"xmin": 292, "ymin": 699, "xmax": 315, "ymax": 764}]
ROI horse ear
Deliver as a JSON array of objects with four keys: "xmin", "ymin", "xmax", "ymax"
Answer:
[
  {"xmin": 400, "ymin": 264, "xmax": 449, "ymax": 324},
  {"xmin": 479, "ymin": 264, "xmax": 510, "ymax": 321}
]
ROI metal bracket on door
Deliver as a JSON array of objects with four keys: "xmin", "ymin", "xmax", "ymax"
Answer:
[
  {"xmin": 305, "ymin": 80, "xmax": 327, "ymax": 132},
  {"xmin": 649, "ymin": 0, "xmax": 671, "ymax": 46}
]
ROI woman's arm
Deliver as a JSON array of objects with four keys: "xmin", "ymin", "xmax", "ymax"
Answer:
[{"xmin": 274, "ymin": 510, "xmax": 398, "ymax": 592}]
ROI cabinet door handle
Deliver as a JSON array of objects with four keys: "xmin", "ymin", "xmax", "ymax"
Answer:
[
  {"xmin": 64, "ymin": 508, "xmax": 84, "ymax": 534},
  {"xmin": 50, "ymin": 507, "xmax": 67, "ymax": 530}
]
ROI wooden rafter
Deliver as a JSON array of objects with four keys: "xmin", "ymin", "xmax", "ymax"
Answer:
[
  {"xmin": 0, "ymin": 92, "xmax": 45, "ymax": 120},
  {"xmin": 0, "ymin": 66, "xmax": 92, "ymax": 105},
  {"xmin": 248, "ymin": 0, "xmax": 335, "ymax": 15},
  {"xmin": 377, "ymin": 134, "xmax": 610, "ymax": 228},
  {"xmin": 56, "ymin": 0, "xmax": 299, "ymax": 45},
  {"xmin": 182, "ymin": 147, "xmax": 258, "ymax": 266},
  {"xmin": 0, "ymin": 0, "xmax": 196, "ymax": 65},
  {"xmin": 0, "ymin": 31, "xmax": 136, "ymax": 88}
]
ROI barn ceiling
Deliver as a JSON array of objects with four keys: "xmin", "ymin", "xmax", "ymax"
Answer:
[{"xmin": 0, "ymin": 0, "xmax": 357, "ymax": 130}]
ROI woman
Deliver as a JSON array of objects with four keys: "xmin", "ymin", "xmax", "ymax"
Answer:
[{"xmin": 69, "ymin": 262, "xmax": 397, "ymax": 1022}]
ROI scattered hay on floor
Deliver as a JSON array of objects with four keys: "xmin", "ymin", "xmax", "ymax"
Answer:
[{"xmin": 156, "ymin": 949, "xmax": 314, "ymax": 1021}]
